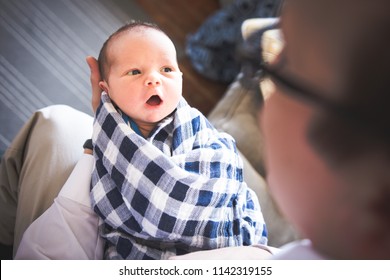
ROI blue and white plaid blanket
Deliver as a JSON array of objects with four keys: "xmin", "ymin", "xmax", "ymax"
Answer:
[{"xmin": 91, "ymin": 92, "xmax": 267, "ymax": 259}]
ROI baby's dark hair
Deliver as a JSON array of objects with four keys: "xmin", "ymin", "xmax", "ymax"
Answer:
[{"xmin": 98, "ymin": 21, "xmax": 163, "ymax": 82}]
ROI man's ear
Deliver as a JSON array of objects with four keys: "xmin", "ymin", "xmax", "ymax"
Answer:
[{"xmin": 99, "ymin": 81, "xmax": 109, "ymax": 93}]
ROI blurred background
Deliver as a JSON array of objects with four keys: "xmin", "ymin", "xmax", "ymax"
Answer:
[{"xmin": 0, "ymin": 0, "xmax": 281, "ymax": 155}]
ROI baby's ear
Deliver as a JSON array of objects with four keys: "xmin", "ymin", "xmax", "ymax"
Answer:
[{"xmin": 99, "ymin": 81, "xmax": 109, "ymax": 93}]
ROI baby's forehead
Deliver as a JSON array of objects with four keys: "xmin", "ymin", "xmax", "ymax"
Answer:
[
  {"xmin": 111, "ymin": 27, "xmax": 174, "ymax": 51},
  {"xmin": 111, "ymin": 28, "xmax": 176, "ymax": 54},
  {"xmin": 118, "ymin": 26, "xmax": 169, "ymax": 42}
]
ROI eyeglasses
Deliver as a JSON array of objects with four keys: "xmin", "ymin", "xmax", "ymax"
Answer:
[
  {"xmin": 237, "ymin": 23, "xmax": 390, "ymax": 140},
  {"xmin": 239, "ymin": 24, "xmax": 348, "ymax": 113},
  {"xmin": 261, "ymin": 54, "xmax": 353, "ymax": 118}
]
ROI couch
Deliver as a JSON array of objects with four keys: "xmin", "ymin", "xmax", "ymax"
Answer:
[{"xmin": 207, "ymin": 18, "xmax": 299, "ymax": 247}]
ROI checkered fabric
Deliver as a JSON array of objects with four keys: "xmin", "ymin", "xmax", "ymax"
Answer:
[{"xmin": 91, "ymin": 92, "xmax": 267, "ymax": 259}]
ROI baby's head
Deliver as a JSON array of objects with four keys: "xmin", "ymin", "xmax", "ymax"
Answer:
[{"xmin": 98, "ymin": 22, "xmax": 183, "ymax": 137}]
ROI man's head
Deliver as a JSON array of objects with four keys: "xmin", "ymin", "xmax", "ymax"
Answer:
[
  {"xmin": 97, "ymin": 22, "xmax": 183, "ymax": 137},
  {"xmin": 260, "ymin": 0, "xmax": 390, "ymax": 258}
]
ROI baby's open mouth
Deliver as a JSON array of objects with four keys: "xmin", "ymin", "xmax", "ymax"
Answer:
[{"xmin": 146, "ymin": 95, "xmax": 162, "ymax": 106}]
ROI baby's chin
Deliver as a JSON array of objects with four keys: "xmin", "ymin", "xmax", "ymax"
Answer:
[{"xmin": 135, "ymin": 110, "xmax": 171, "ymax": 126}]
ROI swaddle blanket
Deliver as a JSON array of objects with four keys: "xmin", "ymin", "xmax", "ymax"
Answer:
[{"xmin": 91, "ymin": 92, "xmax": 267, "ymax": 259}]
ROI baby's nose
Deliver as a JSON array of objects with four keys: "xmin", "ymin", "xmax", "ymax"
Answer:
[{"xmin": 145, "ymin": 73, "xmax": 161, "ymax": 87}]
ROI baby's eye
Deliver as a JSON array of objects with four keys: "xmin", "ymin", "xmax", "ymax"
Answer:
[
  {"xmin": 161, "ymin": 67, "xmax": 173, "ymax": 73},
  {"xmin": 127, "ymin": 69, "xmax": 141, "ymax": 75}
]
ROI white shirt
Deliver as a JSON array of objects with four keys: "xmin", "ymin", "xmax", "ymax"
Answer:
[
  {"xmin": 15, "ymin": 154, "xmax": 104, "ymax": 260},
  {"xmin": 169, "ymin": 240, "xmax": 326, "ymax": 260},
  {"xmin": 270, "ymin": 239, "xmax": 326, "ymax": 260}
]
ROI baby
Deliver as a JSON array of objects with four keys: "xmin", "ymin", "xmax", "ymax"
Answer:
[{"xmin": 90, "ymin": 21, "xmax": 268, "ymax": 259}]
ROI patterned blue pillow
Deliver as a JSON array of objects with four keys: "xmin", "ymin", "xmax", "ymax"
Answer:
[{"xmin": 186, "ymin": 0, "xmax": 283, "ymax": 83}]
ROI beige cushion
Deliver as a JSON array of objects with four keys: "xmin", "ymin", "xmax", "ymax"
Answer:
[{"xmin": 208, "ymin": 77, "xmax": 266, "ymax": 176}]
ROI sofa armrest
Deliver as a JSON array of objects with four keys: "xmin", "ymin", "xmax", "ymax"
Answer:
[
  {"xmin": 240, "ymin": 151, "xmax": 299, "ymax": 247},
  {"xmin": 242, "ymin": 18, "xmax": 284, "ymax": 101},
  {"xmin": 208, "ymin": 77, "xmax": 266, "ymax": 176},
  {"xmin": 208, "ymin": 18, "xmax": 298, "ymax": 247}
]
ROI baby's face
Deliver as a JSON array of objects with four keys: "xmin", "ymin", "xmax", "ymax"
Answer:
[{"xmin": 100, "ymin": 28, "xmax": 182, "ymax": 132}]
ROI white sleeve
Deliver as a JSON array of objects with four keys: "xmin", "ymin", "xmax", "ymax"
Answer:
[
  {"xmin": 169, "ymin": 245, "xmax": 280, "ymax": 260},
  {"xmin": 269, "ymin": 239, "xmax": 326, "ymax": 260},
  {"xmin": 15, "ymin": 154, "xmax": 104, "ymax": 260}
]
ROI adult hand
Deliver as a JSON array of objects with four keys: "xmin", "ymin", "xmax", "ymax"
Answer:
[{"xmin": 86, "ymin": 56, "xmax": 102, "ymax": 113}]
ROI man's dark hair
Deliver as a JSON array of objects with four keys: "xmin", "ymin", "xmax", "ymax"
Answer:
[{"xmin": 98, "ymin": 21, "xmax": 163, "ymax": 82}]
